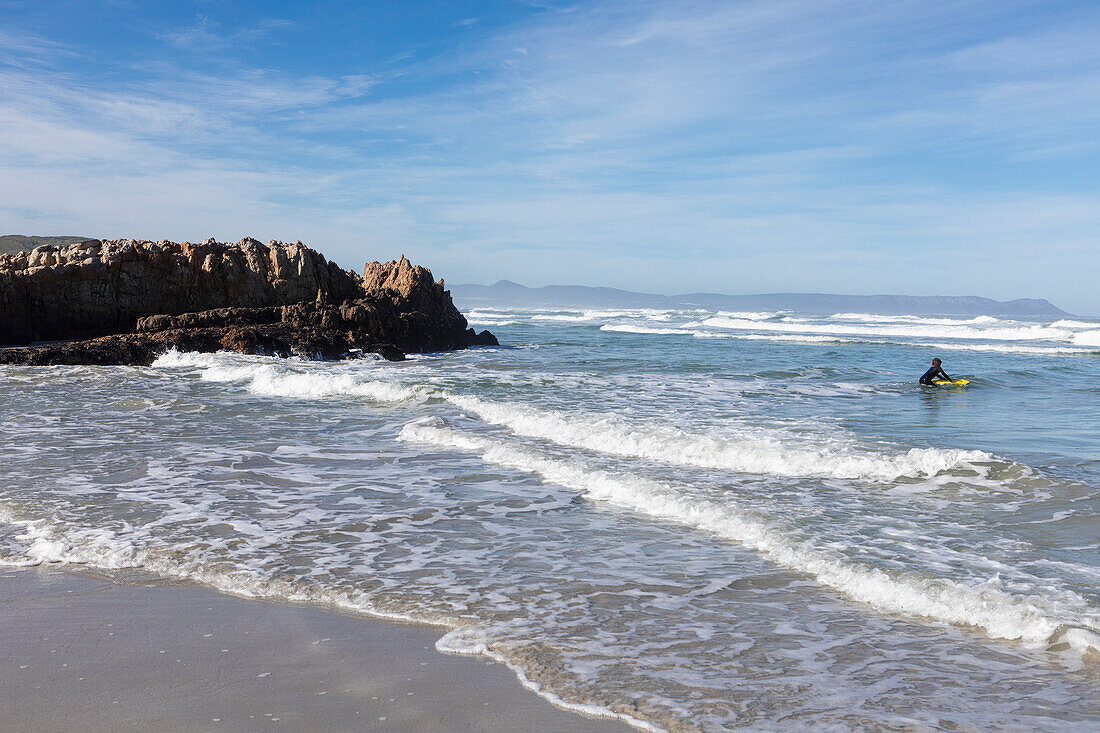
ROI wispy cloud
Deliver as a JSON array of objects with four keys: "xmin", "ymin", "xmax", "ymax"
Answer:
[
  {"xmin": 0, "ymin": 26, "xmax": 77, "ymax": 67},
  {"xmin": 160, "ymin": 15, "xmax": 293, "ymax": 50}
]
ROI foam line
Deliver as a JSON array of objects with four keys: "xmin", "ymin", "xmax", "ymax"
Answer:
[
  {"xmin": 684, "ymin": 331, "xmax": 1096, "ymax": 355},
  {"xmin": 831, "ymin": 313, "xmax": 1003, "ymax": 326},
  {"xmin": 600, "ymin": 324, "xmax": 696, "ymax": 336},
  {"xmin": 155, "ymin": 351, "xmax": 426, "ymax": 403},
  {"xmin": 0, "ymin": 505, "xmax": 664, "ymax": 733},
  {"xmin": 1051, "ymin": 319, "xmax": 1100, "ymax": 329},
  {"xmin": 442, "ymin": 393, "xmax": 991, "ymax": 483},
  {"xmin": 154, "ymin": 350, "xmax": 995, "ymax": 484},
  {"xmin": 1072, "ymin": 331, "xmax": 1100, "ymax": 347},
  {"xmin": 399, "ymin": 421, "xmax": 1100, "ymax": 659},
  {"xmin": 435, "ymin": 627, "xmax": 665, "ymax": 732},
  {"xmin": 696, "ymin": 316, "xmax": 1073, "ymax": 342}
]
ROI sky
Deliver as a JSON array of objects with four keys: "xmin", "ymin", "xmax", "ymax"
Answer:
[{"xmin": 1, "ymin": 1, "xmax": 1098, "ymax": 313}]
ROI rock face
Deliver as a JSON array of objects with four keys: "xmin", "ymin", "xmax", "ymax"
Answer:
[
  {"xmin": 0, "ymin": 237, "xmax": 363, "ymax": 344},
  {"xmin": 0, "ymin": 238, "xmax": 496, "ymax": 365}
]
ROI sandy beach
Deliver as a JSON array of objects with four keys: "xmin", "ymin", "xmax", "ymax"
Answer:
[{"xmin": 0, "ymin": 566, "xmax": 635, "ymax": 733}]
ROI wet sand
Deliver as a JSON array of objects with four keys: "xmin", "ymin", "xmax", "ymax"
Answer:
[{"xmin": 0, "ymin": 567, "xmax": 637, "ymax": 732}]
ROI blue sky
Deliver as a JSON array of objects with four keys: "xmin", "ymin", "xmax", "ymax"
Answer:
[{"xmin": 1, "ymin": 1, "xmax": 1098, "ymax": 313}]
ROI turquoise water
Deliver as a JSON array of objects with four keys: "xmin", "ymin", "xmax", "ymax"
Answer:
[{"xmin": 1, "ymin": 308, "xmax": 1098, "ymax": 731}]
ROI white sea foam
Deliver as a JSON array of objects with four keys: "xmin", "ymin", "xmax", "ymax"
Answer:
[
  {"xmin": 244, "ymin": 371, "xmax": 424, "ymax": 402},
  {"xmin": 442, "ymin": 393, "xmax": 991, "ymax": 483},
  {"xmin": 436, "ymin": 627, "xmax": 665, "ymax": 732},
  {"xmin": 713, "ymin": 311, "xmax": 781, "ymax": 320},
  {"xmin": 465, "ymin": 315, "xmax": 521, "ymax": 326},
  {"xmin": 0, "ymin": 512, "xmax": 141, "ymax": 569},
  {"xmin": 155, "ymin": 351, "xmax": 994, "ymax": 483},
  {"xmin": 919, "ymin": 341, "xmax": 1100, "ymax": 356},
  {"xmin": 832, "ymin": 313, "xmax": 1003, "ymax": 326},
  {"xmin": 464, "ymin": 309, "xmax": 524, "ymax": 319},
  {"xmin": 399, "ymin": 421, "xmax": 1100, "ymax": 658},
  {"xmin": 697, "ymin": 316, "xmax": 1073, "ymax": 342},
  {"xmin": 601, "ymin": 324, "xmax": 697, "ymax": 336},
  {"xmin": 500, "ymin": 317, "xmax": 1097, "ymax": 355},
  {"xmin": 691, "ymin": 332, "xmax": 1099, "ymax": 355},
  {"xmin": 693, "ymin": 332, "xmax": 859, "ymax": 344},
  {"xmin": 582, "ymin": 309, "xmax": 636, "ymax": 319},
  {"xmin": 1072, "ymin": 331, "xmax": 1100, "ymax": 347},
  {"xmin": 154, "ymin": 351, "xmax": 426, "ymax": 402},
  {"xmin": 531, "ymin": 314, "xmax": 593, "ymax": 322},
  {"xmin": 153, "ymin": 349, "xmax": 247, "ymax": 369},
  {"xmin": 1051, "ymin": 319, "xmax": 1100, "ymax": 329}
]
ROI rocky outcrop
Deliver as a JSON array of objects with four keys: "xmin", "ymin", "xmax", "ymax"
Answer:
[
  {"xmin": 0, "ymin": 237, "xmax": 363, "ymax": 344},
  {"xmin": 0, "ymin": 238, "xmax": 496, "ymax": 365}
]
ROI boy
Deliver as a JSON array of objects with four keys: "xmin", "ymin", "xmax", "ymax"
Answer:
[{"xmin": 919, "ymin": 358, "xmax": 952, "ymax": 385}]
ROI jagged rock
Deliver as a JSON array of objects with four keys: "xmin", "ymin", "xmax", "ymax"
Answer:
[
  {"xmin": 0, "ymin": 239, "xmax": 496, "ymax": 365},
  {"xmin": 358, "ymin": 254, "xmax": 495, "ymax": 351}
]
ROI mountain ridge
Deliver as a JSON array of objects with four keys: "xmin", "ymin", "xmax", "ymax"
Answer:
[
  {"xmin": 0, "ymin": 234, "xmax": 93, "ymax": 256},
  {"xmin": 452, "ymin": 280, "xmax": 1068, "ymax": 317}
]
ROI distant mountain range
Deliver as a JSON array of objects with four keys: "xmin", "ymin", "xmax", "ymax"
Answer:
[
  {"xmin": 0, "ymin": 235, "xmax": 92, "ymax": 256},
  {"xmin": 452, "ymin": 280, "xmax": 1069, "ymax": 317}
]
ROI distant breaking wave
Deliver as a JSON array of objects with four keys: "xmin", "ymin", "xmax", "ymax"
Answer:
[
  {"xmin": 1073, "ymin": 331, "xmax": 1100, "ymax": 347},
  {"xmin": 600, "ymin": 324, "xmax": 1100, "ymax": 355},
  {"xmin": 469, "ymin": 306, "xmax": 1100, "ymax": 354},
  {"xmin": 600, "ymin": 324, "xmax": 697, "ymax": 336},
  {"xmin": 831, "ymin": 313, "xmax": 1002, "ymax": 326},
  {"xmin": 696, "ymin": 316, "xmax": 1072, "ymax": 342}
]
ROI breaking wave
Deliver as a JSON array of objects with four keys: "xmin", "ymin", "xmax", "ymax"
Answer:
[
  {"xmin": 399, "ymin": 420, "xmax": 1100, "ymax": 660},
  {"xmin": 696, "ymin": 316, "xmax": 1073, "ymax": 342},
  {"xmin": 599, "ymin": 326, "xmax": 1099, "ymax": 355},
  {"xmin": 154, "ymin": 351, "xmax": 992, "ymax": 484},
  {"xmin": 154, "ymin": 350, "xmax": 426, "ymax": 403},
  {"xmin": 442, "ymin": 393, "xmax": 991, "ymax": 483}
]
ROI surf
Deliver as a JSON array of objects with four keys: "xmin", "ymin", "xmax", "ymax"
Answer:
[
  {"xmin": 398, "ymin": 420, "xmax": 1100, "ymax": 660},
  {"xmin": 441, "ymin": 392, "xmax": 992, "ymax": 483}
]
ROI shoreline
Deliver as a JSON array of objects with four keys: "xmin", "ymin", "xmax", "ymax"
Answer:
[{"xmin": 0, "ymin": 565, "xmax": 638, "ymax": 733}]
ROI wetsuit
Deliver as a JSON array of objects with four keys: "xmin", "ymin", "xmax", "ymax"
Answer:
[{"xmin": 919, "ymin": 366, "xmax": 952, "ymax": 385}]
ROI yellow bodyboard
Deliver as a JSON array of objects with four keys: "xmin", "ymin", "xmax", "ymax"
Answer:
[{"xmin": 932, "ymin": 379, "xmax": 970, "ymax": 386}]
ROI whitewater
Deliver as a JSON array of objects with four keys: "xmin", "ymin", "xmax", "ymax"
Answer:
[{"xmin": 1, "ymin": 307, "xmax": 1098, "ymax": 731}]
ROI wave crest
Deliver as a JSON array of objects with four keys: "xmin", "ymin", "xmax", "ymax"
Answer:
[{"xmin": 399, "ymin": 421, "xmax": 1100, "ymax": 659}]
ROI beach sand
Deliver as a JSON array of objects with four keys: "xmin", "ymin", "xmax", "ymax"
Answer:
[{"xmin": 0, "ymin": 566, "xmax": 636, "ymax": 732}]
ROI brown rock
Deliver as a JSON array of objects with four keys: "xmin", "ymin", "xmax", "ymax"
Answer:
[
  {"xmin": 359, "ymin": 255, "xmax": 496, "ymax": 351},
  {"xmin": 0, "ymin": 238, "xmax": 365, "ymax": 345},
  {"xmin": 0, "ymin": 239, "xmax": 495, "ymax": 365}
]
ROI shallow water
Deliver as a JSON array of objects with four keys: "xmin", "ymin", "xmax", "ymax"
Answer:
[{"xmin": 1, "ymin": 308, "xmax": 1098, "ymax": 731}]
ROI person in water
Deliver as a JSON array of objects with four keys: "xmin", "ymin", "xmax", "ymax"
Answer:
[{"xmin": 919, "ymin": 358, "xmax": 953, "ymax": 385}]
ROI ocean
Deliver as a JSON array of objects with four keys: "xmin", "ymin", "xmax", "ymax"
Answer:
[{"xmin": 2, "ymin": 307, "xmax": 1098, "ymax": 731}]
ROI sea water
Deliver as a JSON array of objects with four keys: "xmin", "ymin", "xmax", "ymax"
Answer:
[{"xmin": 1, "ymin": 308, "xmax": 1098, "ymax": 731}]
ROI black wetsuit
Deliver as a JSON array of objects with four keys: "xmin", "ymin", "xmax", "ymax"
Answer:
[{"xmin": 919, "ymin": 366, "xmax": 952, "ymax": 385}]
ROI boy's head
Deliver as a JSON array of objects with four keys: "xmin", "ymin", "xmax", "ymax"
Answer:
[{"xmin": 932, "ymin": 358, "xmax": 942, "ymax": 366}]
